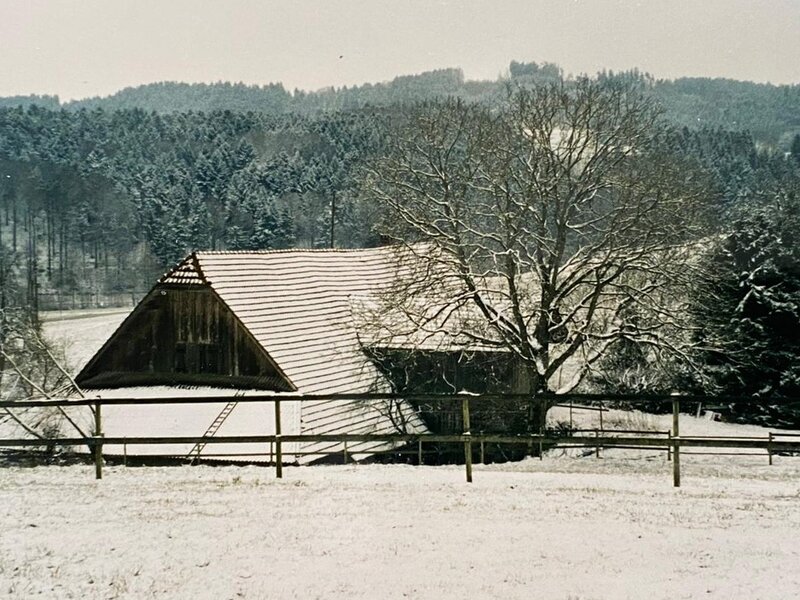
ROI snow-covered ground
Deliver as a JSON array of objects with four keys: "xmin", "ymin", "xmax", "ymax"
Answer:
[
  {"xmin": 41, "ymin": 307, "xmax": 131, "ymax": 373},
  {"xmin": 41, "ymin": 307, "xmax": 132, "ymax": 374},
  {"xmin": 18, "ymin": 309, "xmax": 798, "ymax": 598},
  {"xmin": 1, "ymin": 455, "xmax": 799, "ymax": 600}
]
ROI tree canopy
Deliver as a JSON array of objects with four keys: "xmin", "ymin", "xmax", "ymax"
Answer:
[
  {"xmin": 366, "ymin": 78, "xmax": 713, "ymax": 396},
  {"xmin": 692, "ymin": 171, "xmax": 800, "ymax": 424}
]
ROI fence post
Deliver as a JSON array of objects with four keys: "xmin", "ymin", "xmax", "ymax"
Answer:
[
  {"xmin": 480, "ymin": 436, "xmax": 485, "ymax": 465},
  {"xmin": 768, "ymin": 432, "xmax": 773, "ymax": 466},
  {"xmin": 418, "ymin": 439, "xmax": 423, "ymax": 465},
  {"xmin": 569, "ymin": 399, "xmax": 573, "ymax": 431},
  {"xmin": 667, "ymin": 431, "xmax": 672, "ymax": 462},
  {"xmin": 599, "ymin": 400, "xmax": 604, "ymax": 433},
  {"xmin": 462, "ymin": 396, "xmax": 472, "ymax": 483},
  {"xmin": 672, "ymin": 396, "xmax": 681, "ymax": 488},
  {"xmin": 343, "ymin": 440, "xmax": 348, "ymax": 464},
  {"xmin": 598, "ymin": 400, "xmax": 605, "ymax": 456},
  {"xmin": 595, "ymin": 429, "xmax": 600, "ymax": 459},
  {"xmin": 94, "ymin": 401, "xmax": 103, "ymax": 480},
  {"xmin": 539, "ymin": 395, "xmax": 545, "ymax": 460},
  {"xmin": 274, "ymin": 399, "xmax": 283, "ymax": 479}
]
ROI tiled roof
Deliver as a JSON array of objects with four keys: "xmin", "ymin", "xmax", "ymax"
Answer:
[
  {"xmin": 71, "ymin": 386, "xmax": 302, "ymax": 462},
  {"xmin": 176, "ymin": 247, "xmax": 403, "ymax": 395},
  {"xmin": 159, "ymin": 247, "xmax": 428, "ymax": 453},
  {"xmin": 350, "ymin": 295, "xmax": 506, "ymax": 353}
]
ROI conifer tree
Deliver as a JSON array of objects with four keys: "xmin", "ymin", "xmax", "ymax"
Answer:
[{"xmin": 692, "ymin": 176, "xmax": 800, "ymax": 425}]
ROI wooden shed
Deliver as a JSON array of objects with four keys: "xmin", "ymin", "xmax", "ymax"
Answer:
[
  {"xmin": 75, "ymin": 247, "xmax": 429, "ymax": 463},
  {"xmin": 74, "ymin": 243, "xmax": 567, "ymax": 463}
]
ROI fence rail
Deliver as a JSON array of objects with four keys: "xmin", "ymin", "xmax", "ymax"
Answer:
[
  {"xmin": 4, "ymin": 391, "xmax": 800, "ymax": 409},
  {"xmin": 2, "ymin": 393, "xmax": 799, "ymax": 487},
  {"xmin": 3, "ymin": 433, "xmax": 800, "ymax": 450},
  {"xmin": 37, "ymin": 291, "xmax": 148, "ymax": 311}
]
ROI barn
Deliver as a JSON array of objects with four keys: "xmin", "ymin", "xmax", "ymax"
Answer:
[{"xmin": 74, "ymin": 245, "xmax": 514, "ymax": 463}]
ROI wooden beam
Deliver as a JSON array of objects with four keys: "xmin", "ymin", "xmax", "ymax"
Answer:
[
  {"xmin": 673, "ymin": 397, "xmax": 681, "ymax": 488},
  {"xmin": 462, "ymin": 396, "xmax": 472, "ymax": 483},
  {"xmin": 94, "ymin": 401, "xmax": 103, "ymax": 480},
  {"xmin": 274, "ymin": 399, "xmax": 282, "ymax": 479},
  {"xmin": 4, "ymin": 434, "xmax": 798, "ymax": 451},
  {"xmin": 5, "ymin": 392, "xmax": 800, "ymax": 409}
]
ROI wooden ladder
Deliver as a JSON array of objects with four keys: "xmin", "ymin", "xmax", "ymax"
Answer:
[{"xmin": 186, "ymin": 399, "xmax": 240, "ymax": 464}]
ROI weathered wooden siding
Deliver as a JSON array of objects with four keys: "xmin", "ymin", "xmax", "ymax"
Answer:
[{"xmin": 77, "ymin": 285, "xmax": 290, "ymax": 391}]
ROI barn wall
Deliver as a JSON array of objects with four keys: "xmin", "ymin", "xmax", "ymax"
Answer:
[
  {"xmin": 367, "ymin": 348, "xmax": 531, "ymax": 435},
  {"xmin": 77, "ymin": 285, "xmax": 290, "ymax": 390}
]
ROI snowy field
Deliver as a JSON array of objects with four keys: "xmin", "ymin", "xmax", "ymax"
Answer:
[
  {"xmin": 41, "ymin": 307, "xmax": 131, "ymax": 373},
  {"xmin": 18, "ymin": 309, "xmax": 799, "ymax": 598},
  {"xmin": 1, "ymin": 455, "xmax": 799, "ymax": 600}
]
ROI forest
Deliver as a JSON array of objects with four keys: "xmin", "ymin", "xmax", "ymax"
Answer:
[{"xmin": 0, "ymin": 61, "xmax": 799, "ymax": 419}]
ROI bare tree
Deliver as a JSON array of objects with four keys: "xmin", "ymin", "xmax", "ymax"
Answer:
[
  {"xmin": 363, "ymin": 78, "xmax": 711, "ymax": 422},
  {"xmin": 0, "ymin": 309, "xmax": 89, "ymax": 447}
]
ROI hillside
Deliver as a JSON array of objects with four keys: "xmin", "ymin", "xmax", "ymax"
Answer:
[
  {"xmin": 3, "ymin": 63, "xmax": 799, "ymax": 147},
  {"xmin": 655, "ymin": 77, "xmax": 800, "ymax": 147}
]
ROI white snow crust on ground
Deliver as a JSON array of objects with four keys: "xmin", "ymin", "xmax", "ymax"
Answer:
[
  {"xmin": 17, "ymin": 309, "xmax": 798, "ymax": 598},
  {"xmin": 1, "ymin": 454, "xmax": 799, "ymax": 600},
  {"xmin": 41, "ymin": 307, "xmax": 131, "ymax": 373}
]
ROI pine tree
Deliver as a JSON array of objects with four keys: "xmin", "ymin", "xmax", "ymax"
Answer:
[
  {"xmin": 791, "ymin": 133, "xmax": 800, "ymax": 165},
  {"xmin": 692, "ymin": 178, "xmax": 800, "ymax": 425}
]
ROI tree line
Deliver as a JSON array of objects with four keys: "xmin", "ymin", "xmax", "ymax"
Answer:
[
  {"xmin": 1, "ymin": 68, "xmax": 799, "ymax": 425},
  {"xmin": 0, "ymin": 106, "xmax": 392, "ymax": 311},
  {"xmin": 6, "ymin": 61, "xmax": 800, "ymax": 148}
]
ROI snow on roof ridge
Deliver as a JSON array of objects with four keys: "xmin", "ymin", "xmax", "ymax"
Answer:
[
  {"xmin": 195, "ymin": 246, "xmax": 397, "ymax": 256},
  {"xmin": 88, "ymin": 385, "xmax": 283, "ymax": 396}
]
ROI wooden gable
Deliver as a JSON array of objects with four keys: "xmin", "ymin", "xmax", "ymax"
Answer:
[{"xmin": 76, "ymin": 283, "xmax": 294, "ymax": 391}]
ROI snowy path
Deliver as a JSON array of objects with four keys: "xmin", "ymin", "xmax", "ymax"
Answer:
[{"xmin": 1, "ymin": 457, "xmax": 799, "ymax": 599}]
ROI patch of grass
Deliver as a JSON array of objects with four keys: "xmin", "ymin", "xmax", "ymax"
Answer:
[{"xmin": 604, "ymin": 410, "xmax": 660, "ymax": 432}]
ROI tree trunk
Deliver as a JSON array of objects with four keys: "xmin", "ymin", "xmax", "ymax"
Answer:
[{"xmin": 512, "ymin": 360, "xmax": 549, "ymax": 456}]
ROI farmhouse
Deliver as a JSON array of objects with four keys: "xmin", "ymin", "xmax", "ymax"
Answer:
[{"xmin": 75, "ymin": 246, "xmax": 522, "ymax": 463}]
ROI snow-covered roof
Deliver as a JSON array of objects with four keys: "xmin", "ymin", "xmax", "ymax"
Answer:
[
  {"xmin": 161, "ymin": 247, "xmax": 405, "ymax": 395},
  {"xmin": 71, "ymin": 386, "xmax": 303, "ymax": 462},
  {"xmin": 158, "ymin": 245, "xmax": 522, "ymax": 394},
  {"xmin": 161, "ymin": 248, "xmax": 430, "ymax": 458},
  {"xmin": 350, "ymin": 295, "xmax": 506, "ymax": 354}
]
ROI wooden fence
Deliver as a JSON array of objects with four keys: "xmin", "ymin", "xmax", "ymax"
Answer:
[
  {"xmin": 37, "ymin": 290, "xmax": 148, "ymax": 311},
  {"xmin": 2, "ymin": 393, "xmax": 800, "ymax": 488}
]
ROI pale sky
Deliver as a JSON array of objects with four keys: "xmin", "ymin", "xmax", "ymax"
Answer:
[{"xmin": 1, "ymin": 0, "xmax": 799, "ymax": 101}]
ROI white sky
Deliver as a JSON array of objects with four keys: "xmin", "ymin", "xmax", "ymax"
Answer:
[{"xmin": 1, "ymin": 0, "xmax": 798, "ymax": 101}]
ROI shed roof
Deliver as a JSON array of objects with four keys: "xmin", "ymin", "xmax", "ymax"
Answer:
[
  {"xmin": 75, "ymin": 385, "xmax": 303, "ymax": 461},
  {"xmin": 160, "ymin": 247, "xmax": 406, "ymax": 395}
]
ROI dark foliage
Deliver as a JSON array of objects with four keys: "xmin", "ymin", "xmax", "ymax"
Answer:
[
  {"xmin": 0, "ymin": 106, "xmax": 389, "ymax": 310},
  {"xmin": 691, "ymin": 169, "xmax": 800, "ymax": 426}
]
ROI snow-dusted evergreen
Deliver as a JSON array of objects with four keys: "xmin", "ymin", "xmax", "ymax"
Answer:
[{"xmin": 693, "ymin": 178, "xmax": 800, "ymax": 425}]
